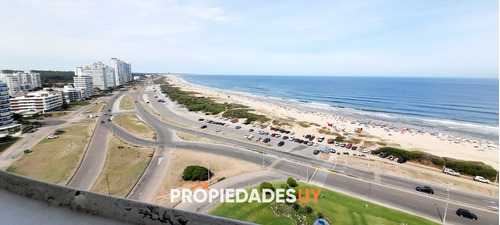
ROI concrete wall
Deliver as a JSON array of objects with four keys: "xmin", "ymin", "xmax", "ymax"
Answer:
[{"xmin": 0, "ymin": 171, "xmax": 254, "ymax": 225}]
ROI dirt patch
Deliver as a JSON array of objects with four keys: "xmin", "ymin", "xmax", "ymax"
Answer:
[
  {"xmin": 152, "ymin": 150, "xmax": 264, "ymax": 207},
  {"xmin": 175, "ymin": 131, "xmax": 223, "ymax": 144},
  {"xmin": 331, "ymin": 154, "xmax": 498, "ymax": 197}
]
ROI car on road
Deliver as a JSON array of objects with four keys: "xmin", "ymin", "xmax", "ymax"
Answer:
[
  {"xmin": 474, "ymin": 176, "xmax": 490, "ymax": 184},
  {"xmin": 456, "ymin": 208, "xmax": 477, "ymax": 220},
  {"xmin": 101, "ymin": 121, "xmax": 105, "ymax": 124},
  {"xmin": 108, "ymin": 118, "xmax": 112, "ymax": 122},
  {"xmin": 47, "ymin": 135, "xmax": 58, "ymax": 139},
  {"xmin": 415, "ymin": 186, "xmax": 434, "ymax": 194},
  {"xmin": 215, "ymin": 129, "xmax": 221, "ymax": 132},
  {"xmin": 278, "ymin": 141, "xmax": 285, "ymax": 147},
  {"xmin": 313, "ymin": 150, "xmax": 320, "ymax": 155},
  {"xmin": 200, "ymin": 125, "xmax": 207, "ymax": 129}
]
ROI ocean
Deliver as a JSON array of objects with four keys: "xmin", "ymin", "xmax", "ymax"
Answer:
[{"xmin": 178, "ymin": 75, "xmax": 499, "ymax": 142}]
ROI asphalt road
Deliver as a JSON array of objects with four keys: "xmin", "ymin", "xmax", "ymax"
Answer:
[{"xmin": 70, "ymin": 82, "xmax": 498, "ymax": 224}]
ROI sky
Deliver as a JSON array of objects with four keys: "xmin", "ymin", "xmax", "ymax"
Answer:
[{"xmin": 0, "ymin": 0, "xmax": 498, "ymax": 77}]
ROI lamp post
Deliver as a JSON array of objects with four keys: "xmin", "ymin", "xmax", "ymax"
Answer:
[
  {"xmin": 443, "ymin": 189, "xmax": 449, "ymax": 224},
  {"xmin": 306, "ymin": 156, "xmax": 310, "ymax": 181}
]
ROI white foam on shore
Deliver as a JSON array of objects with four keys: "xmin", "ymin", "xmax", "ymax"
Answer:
[{"xmin": 170, "ymin": 75, "xmax": 499, "ymax": 143}]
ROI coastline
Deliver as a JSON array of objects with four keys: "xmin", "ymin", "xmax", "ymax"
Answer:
[{"xmin": 165, "ymin": 75, "xmax": 499, "ymax": 170}]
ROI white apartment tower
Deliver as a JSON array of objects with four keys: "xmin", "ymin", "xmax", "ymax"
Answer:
[
  {"xmin": 13, "ymin": 71, "xmax": 42, "ymax": 90},
  {"xmin": 0, "ymin": 74, "xmax": 21, "ymax": 96},
  {"xmin": 110, "ymin": 58, "xmax": 132, "ymax": 86},
  {"xmin": 75, "ymin": 62, "xmax": 115, "ymax": 90},
  {"xmin": 73, "ymin": 74, "xmax": 93, "ymax": 99}
]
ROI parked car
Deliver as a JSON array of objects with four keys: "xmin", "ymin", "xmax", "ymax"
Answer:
[
  {"xmin": 329, "ymin": 149, "xmax": 336, "ymax": 153},
  {"xmin": 474, "ymin": 176, "xmax": 490, "ymax": 184},
  {"xmin": 215, "ymin": 129, "xmax": 221, "ymax": 132},
  {"xmin": 346, "ymin": 143, "xmax": 352, "ymax": 149},
  {"xmin": 340, "ymin": 143, "xmax": 346, "ymax": 148},
  {"xmin": 343, "ymin": 152, "xmax": 349, "ymax": 155},
  {"xmin": 397, "ymin": 158, "xmax": 408, "ymax": 164},
  {"xmin": 198, "ymin": 118, "xmax": 204, "ymax": 121},
  {"xmin": 283, "ymin": 136, "xmax": 288, "ymax": 140},
  {"xmin": 313, "ymin": 150, "xmax": 320, "ymax": 155},
  {"xmin": 47, "ymin": 135, "xmax": 58, "ymax": 139},
  {"xmin": 335, "ymin": 142, "xmax": 340, "ymax": 147},
  {"xmin": 371, "ymin": 150, "xmax": 381, "ymax": 155},
  {"xmin": 362, "ymin": 149, "xmax": 370, "ymax": 153},
  {"xmin": 200, "ymin": 125, "xmax": 207, "ymax": 129},
  {"xmin": 456, "ymin": 208, "xmax": 477, "ymax": 220},
  {"xmin": 235, "ymin": 126, "xmax": 241, "ymax": 129},
  {"xmin": 318, "ymin": 136, "xmax": 325, "ymax": 142},
  {"xmin": 415, "ymin": 186, "xmax": 434, "ymax": 194},
  {"xmin": 327, "ymin": 138, "xmax": 335, "ymax": 144},
  {"xmin": 351, "ymin": 146, "xmax": 358, "ymax": 150},
  {"xmin": 249, "ymin": 129, "xmax": 254, "ymax": 132},
  {"xmin": 278, "ymin": 141, "xmax": 285, "ymax": 147},
  {"xmin": 379, "ymin": 152, "xmax": 389, "ymax": 158},
  {"xmin": 443, "ymin": 168, "xmax": 460, "ymax": 177},
  {"xmin": 305, "ymin": 134, "xmax": 311, "ymax": 139},
  {"xmin": 388, "ymin": 155, "xmax": 395, "ymax": 160}
]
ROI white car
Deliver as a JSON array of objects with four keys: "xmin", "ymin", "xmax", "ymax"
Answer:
[
  {"xmin": 443, "ymin": 168, "xmax": 460, "ymax": 177},
  {"xmin": 474, "ymin": 176, "xmax": 490, "ymax": 184},
  {"xmin": 362, "ymin": 149, "xmax": 370, "ymax": 153},
  {"xmin": 215, "ymin": 129, "xmax": 221, "ymax": 132},
  {"xmin": 47, "ymin": 135, "xmax": 58, "ymax": 139}
]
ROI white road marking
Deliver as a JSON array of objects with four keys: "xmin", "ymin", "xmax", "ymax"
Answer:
[{"xmin": 158, "ymin": 157, "xmax": 164, "ymax": 165}]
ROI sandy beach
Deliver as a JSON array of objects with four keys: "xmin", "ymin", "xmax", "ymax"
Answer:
[{"xmin": 164, "ymin": 75, "xmax": 499, "ymax": 171}]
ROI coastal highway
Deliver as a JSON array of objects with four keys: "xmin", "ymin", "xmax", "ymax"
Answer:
[{"xmin": 78, "ymin": 82, "xmax": 498, "ymax": 224}]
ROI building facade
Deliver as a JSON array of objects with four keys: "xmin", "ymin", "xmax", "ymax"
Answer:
[
  {"xmin": 110, "ymin": 58, "xmax": 132, "ymax": 86},
  {"xmin": 0, "ymin": 83, "xmax": 16, "ymax": 130},
  {"xmin": 54, "ymin": 85, "xmax": 82, "ymax": 103},
  {"xmin": 73, "ymin": 75, "xmax": 94, "ymax": 99},
  {"xmin": 75, "ymin": 62, "xmax": 115, "ymax": 90},
  {"xmin": 0, "ymin": 74, "xmax": 21, "ymax": 96},
  {"xmin": 10, "ymin": 91, "xmax": 63, "ymax": 113}
]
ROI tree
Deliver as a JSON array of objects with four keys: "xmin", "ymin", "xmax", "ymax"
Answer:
[
  {"xmin": 258, "ymin": 182, "xmax": 275, "ymax": 194},
  {"xmin": 61, "ymin": 101, "xmax": 69, "ymax": 110},
  {"xmin": 287, "ymin": 177, "xmax": 298, "ymax": 187},
  {"xmin": 182, "ymin": 165, "xmax": 213, "ymax": 181}
]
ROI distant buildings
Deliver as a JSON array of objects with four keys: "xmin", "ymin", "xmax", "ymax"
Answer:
[
  {"xmin": 73, "ymin": 75, "xmax": 94, "ymax": 99},
  {"xmin": 0, "ymin": 70, "xmax": 41, "ymax": 96},
  {"xmin": 54, "ymin": 85, "xmax": 83, "ymax": 103},
  {"xmin": 110, "ymin": 58, "xmax": 132, "ymax": 86},
  {"xmin": 10, "ymin": 91, "xmax": 63, "ymax": 114},
  {"xmin": 75, "ymin": 58, "xmax": 132, "ymax": 91},
  {"xmin": 75, "ymin": 62, "xmax": 115, "ymax": 90},
  {"xmin": 0, "ymin": 83, "xmax": 19, "ymax": 137}
]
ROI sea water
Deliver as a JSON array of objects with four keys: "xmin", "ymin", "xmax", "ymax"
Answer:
[{"xmin": 179, "ymin": 75, "xmax": 499, "ymax": 142}]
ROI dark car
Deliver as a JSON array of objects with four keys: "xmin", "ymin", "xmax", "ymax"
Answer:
[
  {"xmin": 278, "ymin": 141, "xmax": 285, "ymax": 147},
  {"xmin": 297, "ymin": 139, "xmax": 304, "ymax": 144},
  {"xmin": 346, "ymin": 143, "xmax": 352, "ymax": 149},
  {"xmin": 198, "ymin": 118, "xmax": 204, "ymax": 121},
  {"xmin": 283, "ymin": 136, "xmax": 288, "ymax": 140},
  {"xmin": 200, "ymin": 125, "xmax": 207, "ymax": 129},
  {"xmin": 305, "ymin": 134, "xmax": 311, "ymax": 139},
  {"xmin": 249, "ymin": 129, "xmax": 254, "ymax": 132},
  {"xmin": 309, "ymin": 135, "xmax": 315, "ymax": 141},
  {"xmin": 303, "ymin": 140, "xmax": 309, "ymax": 145},
  {"xmin": 235, "ymin": 126, "xmax": 241, "ymax": 129},
  {"xmin": 313, "ymin": 150, "xmax": 320, "ymax": 155},
  {"xmin": 397, "ymin": 157, "xmax": 408, "ymax": 164},
  {"xmin": 100, "ymin": 121, "xmax": 105, "ymax": 124},
  {"xmin": 351, "ymin": 146, "xmax": 358, "ymax": 150},
  {"xmin": 371, "ymin": 150, "xmax": 381, "ymax": 155},
  {"xmin": 456, "ymin": 208, "xmax": 477, "ymax": 220},
  {"xmin": 379, "ymin": 152, "xmax": 389, "ymax": 158},
  {"xmin": 415, "ymin": 186, "xmax": 434, "ymax": 194}
]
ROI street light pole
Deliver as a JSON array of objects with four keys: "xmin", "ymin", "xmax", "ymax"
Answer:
[
  {"xmin": 443, "ymin": 189, "xmax": 449, "ymax": 224},
  {"xmin": 307, "ymin": 156, "xmax": 310, "ymax": 181}
]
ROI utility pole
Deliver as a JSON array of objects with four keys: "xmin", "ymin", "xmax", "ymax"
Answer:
[{"xmin": 443, "ymin": 189, "xmax": 449, "ymax": 224}]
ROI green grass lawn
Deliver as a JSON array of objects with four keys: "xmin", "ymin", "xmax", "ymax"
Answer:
[
  {"xmin": 91, "ymin": 134, "xmax": 153, "ymax": 197},
  {"xmin": 113, "ymin": 114, "xmax": 156, "ymax": 139},
  {"xmin": 210, "ymin": 182, "xmax": 438, "ymax": 225},
  {"xmin": 7, "ymin": 120, "xmax": 94, "ymax": 185},
  {"xmin": 0, "ymin": 137, "xmax": 22, "ymax": 152},
  {"xmin": 119, "ymin": 95, "xmax": 135, "ymax": 110}
]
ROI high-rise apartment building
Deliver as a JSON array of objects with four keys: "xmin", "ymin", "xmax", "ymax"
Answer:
[
  {"xmin": 73, "ymin": 75, "xmax": 93, "ymax": 99},
  {"xmin": 0, "ymin": 82, "xmax": 18, "ymax": 137},
  {"xmin": 75, "ymin": 62, "xmax": 115, "ymax": 90},
  {"xmin": 110, "ymin": 58, "xmax": 132, "ymax": 86},
  {"xmin": 0, "ymin": 74, "xmax": 21, "ymax": 96},
  {"xmin": 14, "ymin": 70, "xmax": 41, "ymax": 90}
]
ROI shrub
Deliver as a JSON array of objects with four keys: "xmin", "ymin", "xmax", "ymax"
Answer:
[
  {"xmin": 335, "ymin": 136, "xmax": 344, "ymax": 142},
  {"xmin": 287, "ymin": 177, "xmax": 298, "ymax": 187},
  {"xmin": 182, "ymin": 165, "xmax": 213, "ymax": 181},
  {"xmin": 258, "ymin": 182, "xmax": 275, "ymax": 194},
  {"xmin": 316, "ymin": 212, "xmax": 324, "ymax": 219}
]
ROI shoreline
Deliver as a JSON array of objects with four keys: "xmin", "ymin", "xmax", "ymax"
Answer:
[
  {"xmin": 164, "ymin": 75, "xmax": 499, "ymax": 170},
  {"xmin": 176, "ymin": 74, "xmax": 499, "ymax": 144}
]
